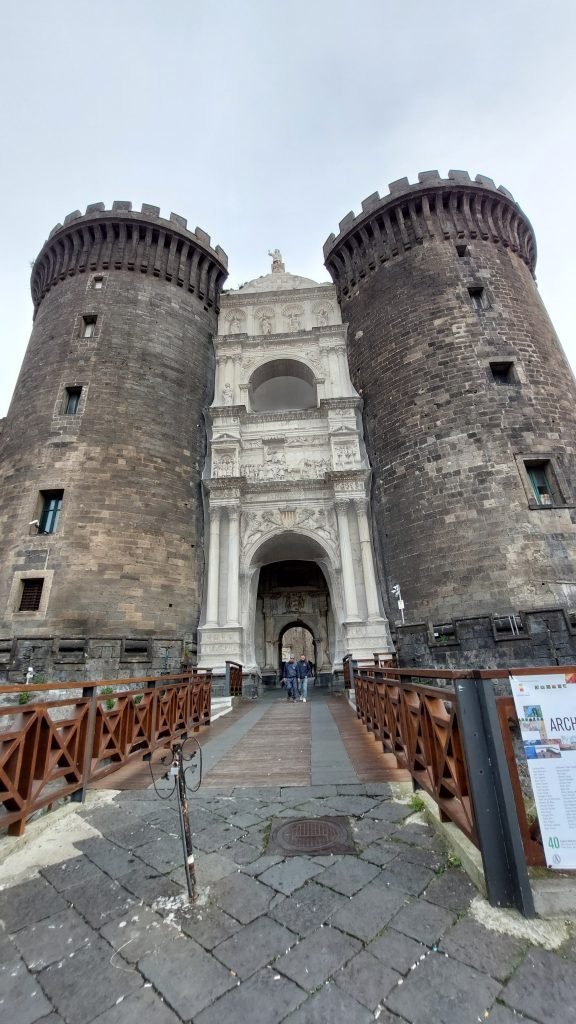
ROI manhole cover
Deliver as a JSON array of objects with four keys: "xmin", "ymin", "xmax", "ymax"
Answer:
[{"xmin": 267, "ymin": 816, "xmax": 356, "ymax": 856}]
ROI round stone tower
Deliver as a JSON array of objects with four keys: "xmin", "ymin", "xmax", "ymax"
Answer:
[
  {"xmin": 324, "ymin": 170, "xmax": 576, "ymax": 656},
  {"xmin": 0, "ymin": 201, "xmax": 227, "ymax": 678}
]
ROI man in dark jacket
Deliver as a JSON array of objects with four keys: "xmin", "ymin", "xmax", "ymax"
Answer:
[
  {"xmin": 282, "ymin": 657, "xmax": 298, "ymax": 701},
  {"xmin": 295, "ymin": 654, "xmax": 313, "ymax": 702}
]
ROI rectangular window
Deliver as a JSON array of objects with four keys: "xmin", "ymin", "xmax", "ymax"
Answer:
[
  {"xmin": 82, "ymin": 315, "xmax": 97, "ymax": 338},
  {"xmin": 468, "ymin": 286, "xmax": 488, "ymax": 310},
  {"xmin": 525, "ymin": 461, "xmax": 556, "ymax": 506},
  {"xmin": 19, "ymin": 579, "xmax": 44, "ymax": 612},
  {"xmin": 432, "ymin": 622, "xmax": 458, "ymax": 645},
  {"xmin": 490, "ymin": 361, "xmax": 515, "ymax": 385},
  {"xmin": 64, "ymin": 386, "xmax": 82, "ymax": 414},
  {"xmin": 456, "ymin": 244, "xmax": 469, "ymax": 258},
  {"xmin": 121, "ymin": 638, "xmax": 151, "ymax": 661},
  {"xmin": 493, "ymin": 614, "xmax": 526, "ymax": 638},
  {"xmin": 38, "ymin": 490, "xmax": 63, "ymax": 534},
  {"xmin": 93, "ymin": 276, "xmax": 103, "ymax": 290}
]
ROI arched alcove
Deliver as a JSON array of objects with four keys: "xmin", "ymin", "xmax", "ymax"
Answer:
[{"xmin": 249, "ymin": 358, "xmax": 316, "ymax": 412}]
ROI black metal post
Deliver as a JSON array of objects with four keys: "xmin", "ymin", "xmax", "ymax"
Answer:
[
  {"xmin": 172, "ymin": 741, "xmax": 197, "ymax": 902},
  {"xmin": 455, "ymin": 675, "xmax": 536, "ymax": 917}
]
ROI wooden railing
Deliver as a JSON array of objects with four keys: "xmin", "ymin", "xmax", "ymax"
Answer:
[
  {"xmin": 353, "ymin": 665, "xmax": 546, "ymax": 867},
  {"xmin": 226, "ymin": 660, "xmax": 243, "ymax": 697},
  {"xmin": 0, "ymin": 671, "xmax": 211, "ymax": 836},
  {"xmin": 342, "ymin": 652, "xmax": 396, "ymax": 689}
]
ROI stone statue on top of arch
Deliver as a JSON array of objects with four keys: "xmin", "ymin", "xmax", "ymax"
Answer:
[{"xmin": 268, "ymin": 248, "xmax": 285, "ymax": 274}]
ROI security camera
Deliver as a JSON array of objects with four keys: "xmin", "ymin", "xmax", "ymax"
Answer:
[{"xmin": 29, "ymin": 519, "xmax": 39, "ymax": 526}]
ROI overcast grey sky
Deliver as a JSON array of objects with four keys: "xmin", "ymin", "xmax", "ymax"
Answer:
[{"xmin": 1, "ymin": 0, "xmax": 574, "ymax": 416}]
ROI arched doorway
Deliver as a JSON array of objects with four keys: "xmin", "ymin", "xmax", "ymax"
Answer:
[
  {"xmin": 279, "ymin": 622, "xmax": 316, "ymax": 672},
  {"xmin": 251, "ymin": 555, "xmax": 335, "ymax": 687}
]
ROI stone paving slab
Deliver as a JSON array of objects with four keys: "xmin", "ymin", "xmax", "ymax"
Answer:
[
  {"xmin": 213, "ymin": 915, "xmax": 297, "ymax": 978},
  {"xmin": 38, "ymin": 937, "xmax": 143, "ymax": 1024},
  {"xmin": 139, "ymin": 942, "xmax": 236, "ymax": 1018},
  {"xmin": 1, "ymin": 695, "xmax": 576, "ymax": 1024},
  {"xmin": 13, "ymin": 908, "xmax": 94, "ymax": 970},
  {"xmin": 276, "ymin": 925, "xmax": 362, "ymax": 990},
  {"xmin": 499, "ymin": 948, "xmax": 576, "ymax": 1024},
  {"xmin": 334, "ymin": 948, "xmax": 402, "ymax": 1010},
  {"xmin": 386, "ymin": 952, "xmax": 502, "ymax": 1024},
  {"xmin": 194, "ymin": 966, "xmax": 306, "ymax": 1024}
]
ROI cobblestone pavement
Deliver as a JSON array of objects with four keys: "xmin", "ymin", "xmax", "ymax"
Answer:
[{"xmin": 1, "ymin": 694, "xmax": 576, "ymax": 1024}]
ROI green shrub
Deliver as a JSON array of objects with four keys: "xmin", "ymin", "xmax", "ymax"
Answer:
[
  {"xmin": 409, "ymin": 793, "xmax": 425, "ymax": 813},
  {"xmin": 100, "ymin": 685, "xmax": 115, "ymax": 711},
  {"xmin": 18, "ymin": 691, "xmax": 32, "ymax": 705}
]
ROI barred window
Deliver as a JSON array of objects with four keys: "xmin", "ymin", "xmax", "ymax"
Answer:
[{"xmin": 19, "ymin": 579, "xmax": 44, "ymax": 611}]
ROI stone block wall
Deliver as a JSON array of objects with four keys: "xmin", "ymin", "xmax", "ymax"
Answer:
[
  {"xmin": 0, "ymin": 204, "xmax": 227, "ymax": 679},
  {"xmin": 325, "ymin": 173, "xmax": 576, "ymax": 651}
]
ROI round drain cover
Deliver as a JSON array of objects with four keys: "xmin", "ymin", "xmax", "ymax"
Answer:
[{"xmin": 268, "ymin": 816, "xmax": 355, "ymax": 856}]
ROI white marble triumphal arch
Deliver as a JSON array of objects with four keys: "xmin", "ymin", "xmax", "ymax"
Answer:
[{"xmin": 197, "ymin": 250, "xmax": 393, "ymax": 681}]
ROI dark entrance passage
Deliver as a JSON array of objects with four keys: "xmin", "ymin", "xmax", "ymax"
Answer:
[{"xmin": 255, "ymin": 559, "xmax": 334, "ymax": 687}]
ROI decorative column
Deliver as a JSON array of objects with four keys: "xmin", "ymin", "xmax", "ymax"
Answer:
[
  {"xmin": 335, "ymin": 500, "xmax": 359, "ymax": 620},
  {"xmin": 205, "ymin": 507, "xmax": 221, "ymax": 625},
  {"xmin": 226, "ymin": 506, "xmax": 240, "ymax": 624},
  {"xmin": 337, "ymin": 346, "xmax": 353, "ymax": 395},
  {"xmin": 355, "ymin": 499, "xmax": 382, "ymax": 620}
]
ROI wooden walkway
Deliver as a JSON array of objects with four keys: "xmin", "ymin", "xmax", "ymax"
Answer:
[
  {"xmin": 90, "ymin": 701, "xmax": 255, "ymax": 791},
  {"xmin": 202, "ymin": 700, "xmax": 312, "ymax": 788},
  {"xmin": 328, "ymin": 697, "xmax": 412, "ymax": 783},
  {"xmin": 90, "ymin": 693, "xmax": 410, "ymax": 792}
]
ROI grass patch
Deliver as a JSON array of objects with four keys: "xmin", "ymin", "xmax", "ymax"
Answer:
[{"xmin": 409, "ymin": 793, "xmax": 426, "ymax": 813}]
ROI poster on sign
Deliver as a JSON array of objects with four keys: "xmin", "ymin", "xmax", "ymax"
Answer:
[{"xmin": 510, "ymin": 673, "xmax": 576, "ymax": 869}]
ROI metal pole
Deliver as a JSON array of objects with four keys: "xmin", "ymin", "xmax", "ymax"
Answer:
[
  {"xmin": 172, "ymin": 741, "xmax": 197, "ymax": 902},
  {"xmin": 455, "ymin": 675, "xmax": 536, "ymax": 917}
]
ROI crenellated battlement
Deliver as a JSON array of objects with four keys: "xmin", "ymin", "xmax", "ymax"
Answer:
[
  {"xmin": 323, "ymin": 170, "xmax": 536, "ymax": 299},
  {"xmin": 31, "ymin": 201, "xmax": 228, "ymax": 311}
]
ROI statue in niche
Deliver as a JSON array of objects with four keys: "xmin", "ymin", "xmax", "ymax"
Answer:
[
  {"xmin": 229, "ymin": 317, "xmax": 241, "ymax": 334},
  {"xmin": 286, "ymin": 312, "xmax": 301, "ymax": 331},
  {"xmin": 315, "ymin": 308, "xmax": 329, "ymax": 326},
  {"xmin": 260, "ymin": 314, "xmax": 273, "ymax": 335},
  {"xmin": 268, "ymin": 248, "xmax": 285, "ymax": 273},
  {"xmin": 222, "ymin": 383, "xmax": 233, "ymax": 405}
]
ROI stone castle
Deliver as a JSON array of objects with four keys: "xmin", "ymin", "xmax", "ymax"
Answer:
[{"xmin": 1, "ymin": 169, "xmax": 576, "ymax": 683}]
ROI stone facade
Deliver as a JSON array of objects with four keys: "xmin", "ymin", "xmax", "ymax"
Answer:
[
  {"xmin": 324, "ymin": 170, "xmax": 576, "ymax": 663},
  {"xmin": 197, "ymin": 257, "xmax": 393, "ymax": 677},
  {"xmin": 1, "ymin": 170, "xmax": 576, "ymax": 682},
  {"xmin": 0, "ymin": 203, "xmax": 227, "ymax": 681}
]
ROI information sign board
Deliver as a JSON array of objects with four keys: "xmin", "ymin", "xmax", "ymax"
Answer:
[{"xmin": 510, "ymin": 673, "xmax": 576, "ymax": 869}]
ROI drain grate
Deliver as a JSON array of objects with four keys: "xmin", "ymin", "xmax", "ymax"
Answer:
[{"xmin": 267, "ymin": 816, "xmax": 356, "ymax": 856}]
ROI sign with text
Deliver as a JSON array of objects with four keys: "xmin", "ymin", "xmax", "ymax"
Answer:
[{"xmin": 510, "ymin": 673, "xmax": 576, "ymax": 869}]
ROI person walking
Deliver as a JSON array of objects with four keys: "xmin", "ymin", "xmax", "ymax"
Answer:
[
  {"xmin": 282, "ymin": 656, "xmax": 298, "ymax": 702},
  {"xmin": 295, "ymin": 654, "xmax": 313, "ymax": 703}
]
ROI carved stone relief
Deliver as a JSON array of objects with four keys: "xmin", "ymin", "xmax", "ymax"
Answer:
[
  {"xmin": 334, "ymin": 444, "xmax": 359, "ymax": 470},
  {"xmin": 241, "ymin": 507, "xmax": 338, "ymax": 553},
  {"xmin": 312, "ymin": 301, "xmax": 334, "ymax": 327}
]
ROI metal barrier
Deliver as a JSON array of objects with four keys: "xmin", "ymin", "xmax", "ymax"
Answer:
[
  {"xmin": 353, "ymin": 664, "xmax": 548, "ymax": 916},
  {"xmin": 0, "ymin": 671, "xmax": 211, "ymax": 836}
]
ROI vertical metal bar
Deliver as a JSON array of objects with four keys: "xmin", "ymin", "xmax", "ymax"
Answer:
[
  {"xmin": 72, "ymin": 684, "xmax": 98, "ymax": 803},
  {"xmin": 173, "ymin": 741, "xmax": 196, "ymax": 902},
  {"xmin": 455, "ymin": 675, "xmax": 536, "ymax": 917}
]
